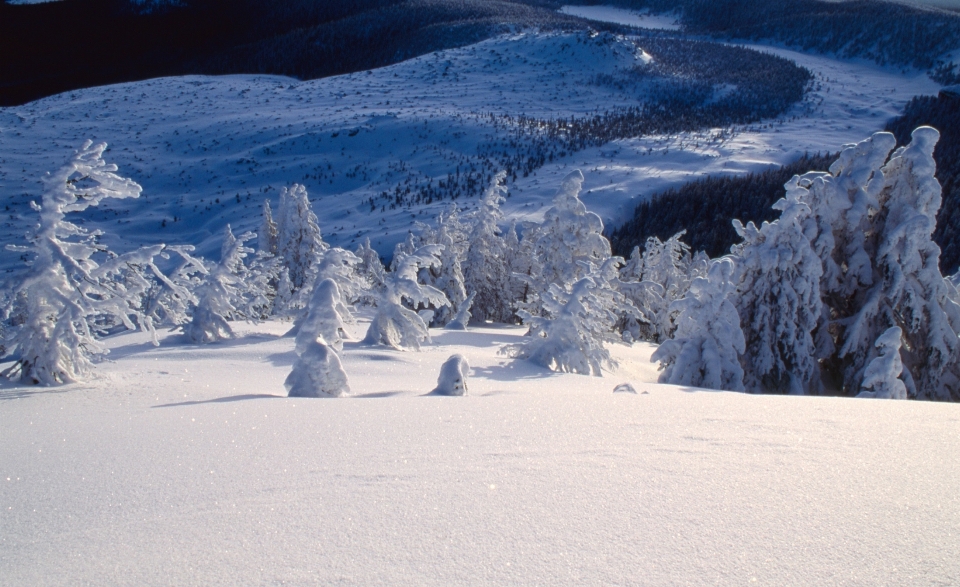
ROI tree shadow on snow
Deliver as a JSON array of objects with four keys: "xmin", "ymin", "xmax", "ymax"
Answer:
[
  {"xmin": 110, "ymin": 331, "xmax": 284, "ymax": 360},
  {"xmin": 152, "ymin": 393, "xmax": 283, "ymax": 408},
  {"xmin": 470, "ymin": 359, "xmax": 556, "ymax": 382},
  {"xmin": 0, "ymin": 384, "xmax": 70, "ymax": 401}
]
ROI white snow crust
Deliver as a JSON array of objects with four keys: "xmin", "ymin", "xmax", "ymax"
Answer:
[{"xmin": 1, "ymin": 319, "xmax": 958, "ymax": 585}]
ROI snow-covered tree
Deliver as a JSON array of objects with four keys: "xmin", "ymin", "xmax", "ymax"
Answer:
[
  {"xmin": 795, "ymin": 127, "xmax": 960, "ymax": 399},
  {"xmin": 505, "ymin": 258, "xmax": 640, "ymax": 376},
  {"xmin": 364, "ymin": 245, "xmax": 450, "ymax": 350},
  {"xmin": 651, "ymin": 257, "xmax": 745, "ymax": 391},
  {"xmin": 0, "ymin": 141, "xmax": 157, "ymax": 385},
  {"xmin": 431, "ymin": 354, "xmax": 469, "ymax": 396},
  {"xmin": 354, "ymin": 237, "xmax": 386, "ymax": 306},
  {"xmin": 258, "ymin": 199, "xmax": 278, "ymax": 256},
  {"xmin": 140, "ymin": 245, "xmax": 207, "ymax": 330},
  {"xmin": 445, "ymin": 292, "xmax": 476, "ymax": 331},
  {"xmin": 618, "ymin": 232, "xmax": 694, "ymax": 342},
  {"xmin": 275, "ymin": 184, "xmax": 326, "ymax": 293},
  {"xmin": 295, "ymin": 279, "xmax": 347, "ymax": 354},
  {"xmin": 182, "ymin": 225, "xmax": 253, "ymax": 344},
  {"xmin": 731, "ymin": 189, "xmax": 823, "ymax": 395},
  {"xmin": 857, "ymin": 327, "xmax": 908, "ymax": 399},
  {"xmin": 463, "ymin": 171, "xmax": 513, "ymax": 323},
  {"xmin": 285, "ymin": 340, "xmax": 350, "ymax": 398},
  {"xmin": 535, "ymin": 170, "xmax": 611, "ymax": 290},
  {"xmin": 416, "ymin": 205, "xmax": 468, "ymax": 326}
]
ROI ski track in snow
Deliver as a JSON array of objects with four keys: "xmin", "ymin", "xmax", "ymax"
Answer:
[
  {"xmin": 1, "ymin": 321, "xmax": 959, "ymax": 586},
  {"xmin": 0, "ymin": 15, "xmax": 940, "ymax": 271}
]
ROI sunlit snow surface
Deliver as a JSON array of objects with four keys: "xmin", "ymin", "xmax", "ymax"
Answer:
[
  {"xmin": 1, "ymin": 320, "xmax": 959, "ymax": 585},
  {"xmin": 0, "ymin": 22, "xmax": 939, "ymax": 270}
]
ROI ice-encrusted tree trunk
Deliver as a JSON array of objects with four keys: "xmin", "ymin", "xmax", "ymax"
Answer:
[
  {"xmin": 857, "ymin": 326, "xmax": 908, "ymax": 400},
  {"xmin": 463, "ymin": 171, "xmax": 512, "ymax": 323},
  {"xmin": 364, "ymin": 245, "xmax": 450, "ymax": 350},
  {"xmin": 651, "ymin": 258, "xmax": 745, "ymax": 391},
  {"xmin": 505, "ymin": 258, "xmax": 640, "ymax": 376},
  {"xmin": 0, "ymin": 141, "xmax": 157, "ymax": 385},
  {"xmin": 731, "ymin": 189, "xmax": 822, "ymax": 395},
  {"xmin": 183, "ymin": 225, "xmax": 253, "ymax": 344}
]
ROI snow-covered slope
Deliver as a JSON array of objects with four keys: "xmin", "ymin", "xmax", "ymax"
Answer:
[
  {"xmin": 0, "ymin": 25, "xmax": 939, "ymax": 272},
  {"xmin": 1, "ymin": 320, "xmax": 958, "ymax": 586}
]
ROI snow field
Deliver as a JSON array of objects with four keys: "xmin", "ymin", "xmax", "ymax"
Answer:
[{"xmin": 1, "ymin": 320, "xmax": 959, "ymax": 586}]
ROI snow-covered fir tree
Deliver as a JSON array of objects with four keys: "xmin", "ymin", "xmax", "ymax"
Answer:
[
  {"xmin": 857, "ymin": 326, "xmax": 908, "ymax": 399},
  {"xmin": 463, "ymin": 171, "xmax": 513, "ymax": 323},
  {"xmin": 506, "ymin": 258, "xmax": 640, "ymax": 376},
  {"xmin": 183, "ymin": 225, "xmax": 253, "ymax": 344},
  {"xmin": 0, "ymin": 141, "xmax": 157, "ymax": 385},
  {"xmin": 285, "ymin": 340, "xmax": 350, "ymax": 398},
  {"xmin": 415, "ymin": 205, "xmax": 468, "ymax": 326},
  {"xmin": 275, "ymin": 184, "xmax": 326, "ymax": 294},
  {"xmin": 534, "ymin": 170, "xmax": 611, "ymax": 291},
  {"xmin": 731, "ymin": 189, "xmax": 823, "ymax": 395},
  {"xmin": 258, "ymin": 199, "xmax": 278, "ymax": 256},
  {"xmin": 618, "ymin": 231, "xmax": 694, "ymax": 342},
  {"xmin": 354, "ymin": 237, "xmax": 386, "ymax": 306},
  {"xmin": 364, "ymin": 245, "xmax": 450, "ymax": 350},
  {"xmin": 295, "ymin": 279, "xmax": 347, "ymax": 355},
  {"xmin": 651, "ymin": 257, "xmax": 746, "ymax": 392},
  {"xmin": 139, "ymin": 245, "xmax": 207, "ymax": 330},
  {"xmin": 796, "ymin": 127, "xmax": 960, "ymax": 399}
]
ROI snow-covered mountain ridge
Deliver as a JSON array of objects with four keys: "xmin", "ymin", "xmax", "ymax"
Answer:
[{"xmin": 0, "ymin": 24, "xmax": 939, "ymax": 273}]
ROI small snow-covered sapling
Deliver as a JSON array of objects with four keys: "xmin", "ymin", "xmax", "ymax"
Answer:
[{"xmin": 432, "ymin": 354, "xmax": 469, "ymax": 396}]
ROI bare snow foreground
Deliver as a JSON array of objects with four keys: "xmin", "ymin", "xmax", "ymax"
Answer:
[{"xmin": 1, "ymin": 320, "xmax": 958, "ymax": 586}]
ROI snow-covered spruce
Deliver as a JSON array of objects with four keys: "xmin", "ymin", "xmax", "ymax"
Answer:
[
  {"xmin": 274, "ymin": 184, "xmax": 327, "ymax": 311},
  {"xmin": 363, "ymin": 245, "xmax": 450, "ymax": 350},
  {"xmin": 651, "ymin": 258, "xmax": 746, "ymax": 392},
  {"xmin": 431, "ymin": 354, "xmax": 470, "ymax": 396},
  {"xmin": 523, "ymin": 170, "xmax": 611, "ymax": 315},
  {"xmin": 294, "ymin": 279, "xmax": 347, "ymax": 355},
  {"xmin": 285, "ymin": 340, "xmax": 350, "ymax": 398},
  {"xmin": 463, "ymin": 171, "xmax": 513, "ymax": 324},
  {"xmin": 0, "ymin": 141, "xmax": 157, "ymax": 385},
  {"xmin": 796, "ymin": 127, "xmax": 960, "ymax": 399},
  {"xmin": 183, "ymin": 225, "xmax": 254, "ymax": 344},
  {"xmin": 445, "ymin": 292, "xmax": 476, "ymax": 331},
  {"xmin": 857, "ymin": 327, "xmax": 908, "ymax": 400},
  {"xmin": 506, "ymin": 258, "xmax": 640, "ymax": 376},
  {"xmin": 354, "ymin": 237, "xmax": 387, "ymax": 306},
  {"xmin": 415, "ymin": 205, "xmax": 468, "ymax": 327},
  {"xmin": 618, "ymin": 231, "xmax": 696, "ymax": 343},
  {"xmin": 732, "ymin": 188, "xmax": 822, "ymax": 395},
  {"xmin": 140, "ymin": 245, "xmax": 207, "ymax": 331}
]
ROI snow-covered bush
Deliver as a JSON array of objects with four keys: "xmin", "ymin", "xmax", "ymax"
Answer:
[
  {"xmin": 1, "ymin": 141, "xmax": 157, "ymax": 385},
  {"xmin": 431, "ymin": 354, "xmax": 469, "ymax": 396},
  {"xmin": 651, "ymin": 257, "xmax": 745, "ymax": 391},
  {"xmin": 354, "ymin": 237, "xmax": 386, "ymax": 306},
  {"xmin": 731, "ymin": 188, "xmax": 822, "ymax": 395},
  {"xmin": 295, "ymin": 279, "xmax": 347, "ymax": 354},
  {"xmin": 285, "ymin": 340, "xmax": 350, "ymax": 398},
  {"xmin": 506, "ymin": 258, "xmax": 639, "ymax": 376},
  {"xmin": 183, "ymin": 225, "xmax": 253, "ymax": 344},
  {"xmin": 857, "ymin": 327, "xmax": 907, "ymax": 400},
  {"xmin": 618, "ymin": 231, "xmax": 694, "ymax": 342},
  {"xmin": 140, "ymin": 245, "xmax": 207, "ymax": 330},
  {"xmin": 364, "ymin": 245, "xmax": 450, "ymax": 350}
]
